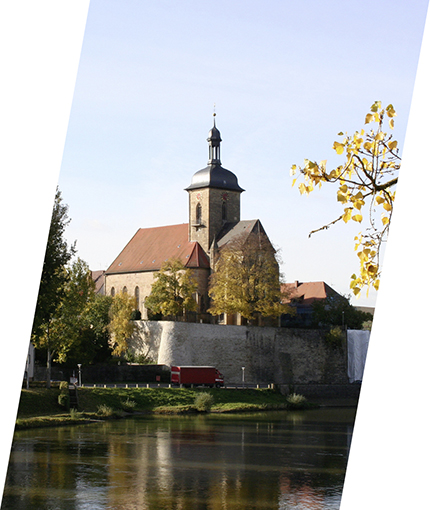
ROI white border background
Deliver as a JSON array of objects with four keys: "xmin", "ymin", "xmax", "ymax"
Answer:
[{"xmin": 0, "ymin": 2, "xmax": 428, "ymax": 507}]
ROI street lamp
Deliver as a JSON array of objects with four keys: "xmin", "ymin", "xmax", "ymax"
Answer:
[{"xmin": 77, "ymin": 364, "xmax": 82, "ymax": 387}]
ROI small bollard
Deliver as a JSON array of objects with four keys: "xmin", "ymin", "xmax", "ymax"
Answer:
[{"xmin": 147, "ymin": 384, "xmax": 150, "ymax": 388}]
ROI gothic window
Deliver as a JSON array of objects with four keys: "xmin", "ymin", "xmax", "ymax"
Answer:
[
  {"xmin": 134, "ymin": 286, "xmax": 140, "ymax": 309},
  {"xmin": 110, "ymin": 287, "xmax": 115, "ymax": 297},
  {"xmin": 196, "ymin": 202, "xmax": 202, "ymax": 225}
]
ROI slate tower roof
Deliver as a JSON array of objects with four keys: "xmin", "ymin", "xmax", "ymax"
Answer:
[{"xmin": 185, "ymin": 114, "xmax": 244, "ymax": 193}]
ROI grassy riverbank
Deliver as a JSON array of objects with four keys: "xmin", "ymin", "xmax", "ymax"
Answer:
[{"xmin": 15, "ymin": 386, "xmax": 304, "ymax": 429}]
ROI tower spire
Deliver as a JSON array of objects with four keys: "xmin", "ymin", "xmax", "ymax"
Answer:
[{"xmin": 207, "ymin": 113, "xmax": 222, "ymax": 165}]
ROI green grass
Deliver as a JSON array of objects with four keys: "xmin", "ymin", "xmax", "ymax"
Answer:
[{"xmin": 15, "ymin": 387, "xmax": 294, "ymax": 429}]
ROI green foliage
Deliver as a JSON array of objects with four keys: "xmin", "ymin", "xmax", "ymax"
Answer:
[
  {"xmin": 120, "ymin": 398, "xmax": 137, "ymax": 412},
  {"xmin": 59, "ymin": 381, "xmax": 69, "ymax": 392},
  {"xmin": 145, "ymin": 259, "xmax": 198, "ymax": 320},
  {"xmin": 69, "ymin": 408, "xmax": 80, "ymax": 419},
  {"xmin": 32, "ymin": 187, "xmax": 76, "ymax": 342},
  {"xmin": 131, "ymin": 309, "xmax": 142, "ymax": 320},
  {"xmin": 58, "ymin": 393, "xmax": 70, "ymax": 410},
  {"xmin": 96, "ymin": 404, "xmax": 115, "ymax": 417},
  {"xmin": 286, "ymin": 393, "xmax": 307, "ymax": 408},
  {"xmin": 312, "ymin": 294, "xmax": 373, "ymax": 330},
  {"xmin": 123, "ymin": 349, "xmax": 154, "ymax": 364},
  {"xmin": 325, "ymin": 326, "xmax": 344, "ymax": 348},
  {"xmin": 208, "ymin": 232, "xmax": 293, "ymax": 321},
  {"xmin": 194, "ymin": 392, "xmax": 214, "ymax": 412},
  {"xmin": 108, "ymin": 292, "xmax": 137, "ymax": 357}
]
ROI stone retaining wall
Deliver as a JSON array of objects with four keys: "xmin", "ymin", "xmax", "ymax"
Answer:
[{"xmin": 129, "ymin": 321, "xmax": 349, "ymax": 386}]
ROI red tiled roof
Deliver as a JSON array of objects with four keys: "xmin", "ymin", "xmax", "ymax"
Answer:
[
  {"xmin": 91, "ymin": 270, "xmax": 105, "ymax": 294},
  {"xmin": 106, "ymin": 224, "xmax": 210, "ymax": 274},
  {"xmin": 281, "ymin": 281, "xmax": 342, "ymax": 305}
]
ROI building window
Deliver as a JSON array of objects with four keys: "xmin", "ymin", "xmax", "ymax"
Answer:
[
  {"xmin": 134, "ymin": 286, "xmax": 140, "ymax": 309},
  {"xmin": 222, "ymin": 201, "xmax": 227, "ymax": 221},
  {"xmin": 110, "ymin": 287, "xmax": 115, "ymax": 297},
  {"xmin": 123, "ymin": 286, "xmax": 128, "ymax": 294},
  {"xmin": 196, "ymin": 202, "xmax": 202, "ymax": 225}
]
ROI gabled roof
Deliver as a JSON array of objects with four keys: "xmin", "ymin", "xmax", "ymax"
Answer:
[
  {"xmin": 216, "ymin": 219, "xmax": 269, "ymax": 249},
  {"xmin": 281, "ymin": 281, "xmax": 343, "ymax": 306},
  {"xmin": 106, "ymin": 224, "xmax": 210, "ymax": 275},
  {"xmin": 91, "ymin": 270, "xmax": 105, "ymax": 294}
]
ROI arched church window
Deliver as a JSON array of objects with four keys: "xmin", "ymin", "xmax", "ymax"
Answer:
[
  {"xmin": 123, "ymin": 286, "xmax": 128, "ymax": 294},
  {"xmin": 196, "ymin": 202, "xmax": 202, "ymax": 225},
  {"xmin": 134, "ymin": 286, "xmax": 140, "ymax": 309},
  {"xmin": 110, "ymin": 287, "xmax": 115, "ymax": 297},
  {"xmin": 222, "ymin": 201, "xmax": 227, "ymax": 222}
]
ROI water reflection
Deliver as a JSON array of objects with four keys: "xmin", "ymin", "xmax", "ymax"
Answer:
[{"xmin": 1, "ymin": 409, "xmax": 355, "ymax": 510}]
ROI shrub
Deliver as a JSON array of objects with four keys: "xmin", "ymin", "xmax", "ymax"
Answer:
[
  {"xmin": 131, "ymin": 309, "xmax": 142, "ymax": 320},
  {"xmin": 70, "ymin": 408, "xmax": 80, "ymax": 419},
  {"xmin": 194, "ymin": 392, "xmax": 214, "ymax": 412},
  {"xmin": 286, "ymin": 393, "xmax": 307, "ymax": 409},
  {"xmin": 325, "ymin": 326, "xmax": 343, "ymax": 348},
  {"xmin": 97, "ymin": 404, "xmax": 115, "ymax": 417},
  {"xmin": 120, "ymin": 398, "xmax": 137, "ymax": 412},
  {"xmin": 59, "ymin": 381, "xmax": 69, "ymax": 392},
  {"xmin": 58, "ymin": 393, "xmax": 70, "ymax": 410}
]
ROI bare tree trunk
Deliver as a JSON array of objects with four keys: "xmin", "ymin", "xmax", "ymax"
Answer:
[{"xmin": 46, "ymin": 348, "xmax": 51, "ymax": 389}]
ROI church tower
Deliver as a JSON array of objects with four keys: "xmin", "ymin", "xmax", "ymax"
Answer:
[{"xmin": 186, "ymin": 115, "xmax": 244, "ymax": 255}]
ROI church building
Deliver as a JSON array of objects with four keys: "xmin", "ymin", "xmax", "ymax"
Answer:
[{"xmin": 105, "ymin": 116, "xmax": 275, "ymax": 323}]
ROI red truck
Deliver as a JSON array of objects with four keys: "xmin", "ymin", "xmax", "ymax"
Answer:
[{"xmin": 170, "ymin": 366, "xmax": 224, "ymax": 387}]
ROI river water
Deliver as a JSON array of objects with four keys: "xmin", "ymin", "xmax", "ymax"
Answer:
[{"xmin": 1, "ymin": 408, "xmax": 355, "ymax": 510}]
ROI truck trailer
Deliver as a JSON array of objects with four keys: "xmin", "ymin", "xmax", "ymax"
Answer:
[{"xmin": 170, "ymin": 366, "xmax": 224, "ymax": 387}]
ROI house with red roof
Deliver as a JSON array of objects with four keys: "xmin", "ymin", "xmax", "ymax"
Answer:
[
  {"xmin": 280, "ymin": 281, "xmax": 346, "ymax": 327},
  {"xmin": 105, "ymin": 116, "xmax": 276, "ymax": 322}
]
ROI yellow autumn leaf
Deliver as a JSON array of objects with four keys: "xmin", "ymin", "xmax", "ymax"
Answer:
[
  {"xmin": 352, "ymin": 214, "xmax": 363, "ymax": 222},
  {"xmin": 389, "ymin": 118, "xmax": 395, "ymax": 129},
  {"xmin": 365, "ymin": 113, "xmax": 373, "ymax": 124},
  {"xmin": 342, "ymin": 208, "xmax": 352, "ymax": 223},
  {"xmin": 383, "ymin": 202, "xmax": 392, "ymax": 211},
  {"xmin": 291, "ymin": 178, "xmax": 297, "ymax": 187},
  {"xmin": 382, "ymin": 216, "xmax": 390, "ymax": 225},
  {"xmin": 388, "ymin": 140, "xmax": 397, "ymax": 150},
  {"xmin": 333, "ymin": 141, "xmax": 344, "ymax": 155},
  {"xmin": 370, "ymin": 101, "xmax": 381, "ymax": 112}
]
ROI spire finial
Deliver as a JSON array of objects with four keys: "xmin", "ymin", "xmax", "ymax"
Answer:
[{"xmin": 213, "ymin": 104, "xmax": 216, "ymax": 125}]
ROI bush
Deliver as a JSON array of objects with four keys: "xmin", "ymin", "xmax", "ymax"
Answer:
[
  {"xmin": 97, "ymin": 404, "xmax": 115, "ymax": 417},
  {"xmin": 58, "ymin": 393, "xmax": 70, "ymax": 410},
  {"xmin": 70, "ymin": 408, "xmax": 80, "ymax": 419},
  {"xmin": 286, "ymin": 393, "xmax": 307, "ymax": 409},
  {"xmin": 325, "ymin": 326, "xmax": 343, "ymax": 348},
  {"xmin": 59, "ymin": 381, "xmax": 69, "ymax": 392},
  {"xmin": 131, "ymin": 309, "xmax": 142, "ymax": 320},
  {"xmin": 194, "ymin": 392, "xmax": 214, "ymax": 412},
  {"xmin": 120, "ymin": 398, "xmax": 137, "ymax": 412}
]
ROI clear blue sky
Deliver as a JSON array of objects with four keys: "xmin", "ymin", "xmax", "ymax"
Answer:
[{"xmin": 57, "ymin": 0, "xmax": 429, "ymax": 307}]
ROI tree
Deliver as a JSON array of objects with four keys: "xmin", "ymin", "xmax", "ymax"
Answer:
[
  {"xmin": 144, "ymin": 259, "xmax": 198, "ymax": 320},
  {"xmin": 33, "ymin": 258, "xmax": 96, "ymax": 380},
  {"xmin": 31, "ymin": 188, "xmax": 76, "ymax": 386},
  {"xmin": 108, "ymin": 292, "xmax": 137, "ymax": 357},
  {"xmin": 291, "ymin": 102, "xmax": 400, "ymax": 296},
  {"xmin": 311, "ymin": 294, "xmax": 373, "ymax": 330},
  {"xmin": 208, "ymin": 233, "xmax": 292, "ymax": 323}
]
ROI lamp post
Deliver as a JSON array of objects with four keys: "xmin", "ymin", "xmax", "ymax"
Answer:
[{"xmin": 77, "ymin": 364, "xmax": 82, "ymax": 387}]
